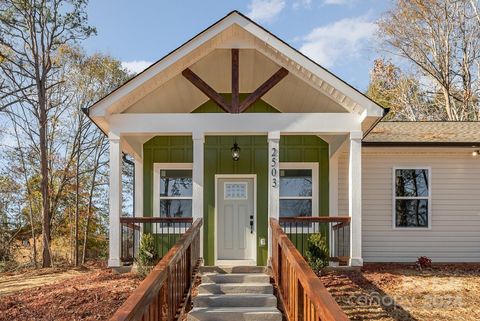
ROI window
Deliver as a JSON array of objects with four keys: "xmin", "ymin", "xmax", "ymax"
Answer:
[
  {"xmin": 154, "ymin": 164, "xmax": 193, "ymax": 218},
  {"xmin": 394, "ymin": 168, "xmax": 431, "ymax": 228},
  {"xmin": 279, "ymin": 163, "xmax": 318, "ymax": 217}
]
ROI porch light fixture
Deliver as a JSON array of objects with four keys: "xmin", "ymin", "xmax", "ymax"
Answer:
[
  {"xmin": 231, "ymin": 141, "xmax": 241, "ymax": 161},
  {"xmin": 473, "ymin": 150, "xmax": 479, "ymax": 157}
]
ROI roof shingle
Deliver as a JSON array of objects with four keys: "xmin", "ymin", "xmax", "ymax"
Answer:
[{"xmin": 363, "ymin": 122, "xmax": 480, "ymax": 144}]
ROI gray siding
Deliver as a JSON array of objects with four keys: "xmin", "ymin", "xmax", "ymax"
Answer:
[{"xmin": 339, "ymin": 147, "xmax": 480, "ymax": 262}]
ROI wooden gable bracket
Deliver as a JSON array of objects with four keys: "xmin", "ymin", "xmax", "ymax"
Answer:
[{"xmin": 182, "ymin": 49, "xmax": 289, "ymax": 113}]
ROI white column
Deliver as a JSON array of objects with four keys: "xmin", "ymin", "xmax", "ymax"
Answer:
[
  {"xmin": 134, "ymin": 156, "xmax": 143, "ymax": 217},
  {"xmin": 349, "ymin": 130, "xmax": 363, "ymax": 266},
  {"xmin": 192, "ymin": 132, "xmax": 205, "ymax": 258},
  {"xmin": 108, "ymin": 133, "xmax": 122, "ymax": 268},
  {"xmin": 267, "ymin": 131, "xmax": 280, "ymax": 261},
  {"xmin": 134, "ymin": 156, "xmax": 143, "ymax": 256}
]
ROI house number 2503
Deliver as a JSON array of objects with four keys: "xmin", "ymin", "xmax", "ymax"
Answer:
[{"xmin": 271, "ymin": 147, "xmax": 279, "ymax": 188}]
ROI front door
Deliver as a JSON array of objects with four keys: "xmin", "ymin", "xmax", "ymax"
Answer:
[{"xmin": 217, "ymin": 177, "xmax": 255, "ymax": 263}]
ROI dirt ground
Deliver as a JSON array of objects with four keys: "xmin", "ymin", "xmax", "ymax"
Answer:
[
  {"xmin": 321, "ymin": 264, "xmax": 480, "ymax": 321},
  {"xmin": 0, "ymin": 262, "xmax": 142, "ymax": 321}
]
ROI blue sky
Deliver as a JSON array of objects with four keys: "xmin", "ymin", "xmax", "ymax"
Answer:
[{"xmin": 84, "ymin": 0, "xmax": 392, "ymax": 91}]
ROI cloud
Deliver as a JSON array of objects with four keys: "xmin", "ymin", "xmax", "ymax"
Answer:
[
  {"xmin": 293, "ymin": 0, "xmax": 312, "ymax": 9},
  {"xmin": 323, "ymin": 0, "xmax": 352, "ymax": 5},
  {"xmin": 247, "ymin": 0, "xmax": 286, "ymax": 23},
  {"xmin": 121, "ymin": 60, "xmax": 153, "ymax": 74},
  {"xmin": 299, "ymin": 16, "xmax": 377, "ymax": 68}
]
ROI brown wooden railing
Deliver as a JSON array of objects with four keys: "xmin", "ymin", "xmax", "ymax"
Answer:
[
  {"xmin": 111, "ymin": 218, "xmax": 202, "ymax": 321},
  {"xmin": 120, "ymin": 217, "xmax": 193, "ymax": 264},
  {"xmin": 279, "ymin": 216, "xmax": 350, "ymax": 265},
  {"xmin": 271, "ymin": 218, "xmax": 349, "ymax": 321}
]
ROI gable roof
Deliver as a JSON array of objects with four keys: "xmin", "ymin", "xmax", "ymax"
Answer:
[
  {"xmin": 363, "ymin": 122, "xmax": 480, "ymax": 146},
  {"xmin": 86, "ymin": 10, "xmax": 385, "ymax": 123}
]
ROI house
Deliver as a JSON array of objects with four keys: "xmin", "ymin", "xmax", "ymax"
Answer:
[{"xmin": 85, "ymin": 11, "xmax": 480, "ymax": 268}]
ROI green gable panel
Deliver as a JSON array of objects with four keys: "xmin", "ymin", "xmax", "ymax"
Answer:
[{"xmin": 192, "ymin": 93, "xmax": 280, "ymax": 113}]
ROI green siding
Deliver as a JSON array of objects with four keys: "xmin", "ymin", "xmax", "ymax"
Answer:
[
  {"xmin": 142, "ymin": 134, "xmax": 329, "ymax": 266},
  {"xmin": 192, "ymin": 94, "xmax": 280, "ymax": 113}
]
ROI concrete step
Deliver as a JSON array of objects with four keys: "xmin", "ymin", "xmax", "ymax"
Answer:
[
  {"xmin": 193, "ymin": 294, "xmax": 277, "ymax": 308},
  {"xmin": 199, "ymin": 283, "xmax": 273, "ymax": 295},
  {"xmin": 199, "ymin": 266, "xmax": 268, "ymax": 274},
  {"xmin": 202, "ymin": 273, "xmax": 270, "ymax": 284},
  {"xmin": 187, "ymin": 307, "xmax": 282, "ymax": 321}
]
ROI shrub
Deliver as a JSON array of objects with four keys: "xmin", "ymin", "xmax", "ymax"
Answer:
[
  {"xmin": 305, "ymin": 233, "xmax": 329, "ymax": 274},
  {"xmin": 136, "ymin": 233, "xmax": 159, "ymax": 277},
  {"xmin": 416, "ymin": 256, "xmax": 432, "ymax": 270}
]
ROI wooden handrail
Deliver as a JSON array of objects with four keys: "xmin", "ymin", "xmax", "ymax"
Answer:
[
  {"xmin": 120, "ymin": 217, "xmax": 193, "ymax": 223},
  {"xmin": 111, "ymin": 218, "xmax": 202, "ymax": 321},
  {"xmin": 279, "ymin": 216, "xmax": 351, "ymax": 223},
  {"xmin": 270, "ymin": 218, "xmax": 349, "ymax": 321}
]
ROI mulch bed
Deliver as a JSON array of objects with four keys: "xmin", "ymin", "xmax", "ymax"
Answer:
[
  {"xmin": 320, "ymin": 264, "xmax": 480, "ymax": 321},
  {"xmin": 0, "ymin": 262, "xmax": 142, "ymax": 321}
]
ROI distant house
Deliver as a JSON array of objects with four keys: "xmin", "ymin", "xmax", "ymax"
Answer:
[{"xmin": 85, "ymin": 11, "xmax": 480, "ymax": 268}]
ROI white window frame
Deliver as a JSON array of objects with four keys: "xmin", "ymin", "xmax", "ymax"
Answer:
[
  {"xmin": 279, "ymin": 162, "xmax": 319, "ymax": 218},
  {"xmin": 153, "ymin": 163, "xmax": 193, "ymax": 233},
  {"xmin": 392, "ymin": 166, "xmax": 432, "ymax": 230}
]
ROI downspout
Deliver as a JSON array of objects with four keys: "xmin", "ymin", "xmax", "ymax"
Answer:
[{"xmin": 122, "ymin": 153, "xmax": 135, "ymax": 217}]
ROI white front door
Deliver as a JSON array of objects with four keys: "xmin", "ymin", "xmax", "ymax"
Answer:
[{"xmin": 217, "ymin": 177, "xmax": 256, "ymax": 264}]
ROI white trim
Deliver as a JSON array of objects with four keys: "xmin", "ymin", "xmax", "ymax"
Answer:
[
  {"xmin": 153, "ymin": 163, "xmax": 194, "ymax": 233},
  {"xmin": 108, "ymin": 113, "xmax": 362, "ymax": 137},
  {"xmin": 392, "ymin": 166, "xmax": 432, "ymax": 230},
  {"xmin": 214, "ymin": 174, "xmax": 257, "ymax": 266}
]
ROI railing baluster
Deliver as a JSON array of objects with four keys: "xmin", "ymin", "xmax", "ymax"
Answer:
[{"xmin": 270, "ymin": 218, "xmax": 349, "ymax": 321}]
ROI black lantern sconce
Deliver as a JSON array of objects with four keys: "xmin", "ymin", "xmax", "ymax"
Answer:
[{"xmin": 231, "ymin": 141, "xmax": 241, "ymax": 161}]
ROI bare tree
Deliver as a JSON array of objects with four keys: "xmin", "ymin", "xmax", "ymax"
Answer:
[
  {"xmin": 378, "ymin": 0, "xmax": 480, "ymax": 120},
  {"xmin": 0, "ymin": 0, "xmax": 95, "ymax": 267}
]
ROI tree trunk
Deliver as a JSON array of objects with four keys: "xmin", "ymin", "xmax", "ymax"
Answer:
[
  {"xmin": 39, "ymin": 98, "xmax": 52, "ymax": 268},
  {"xmin": 75, "ymin": 132, "xmax": 80, "ymax": 266}
]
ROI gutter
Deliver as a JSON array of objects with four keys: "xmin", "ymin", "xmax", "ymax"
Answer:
[
  {"xmin": 362, "ymin": 141, "xmax": 480, "ymax": 147},
  {"xmin": 362, "ymin": 107, "xmax": 390, "ymax": 140},
  {"xmin": 81, "ymin": 107, "xmax": 108, "ymax": 137}
]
